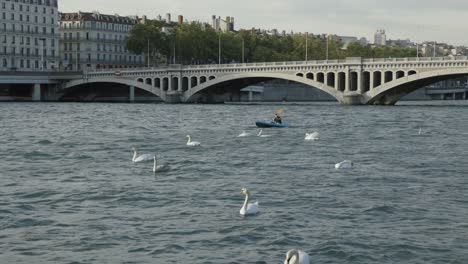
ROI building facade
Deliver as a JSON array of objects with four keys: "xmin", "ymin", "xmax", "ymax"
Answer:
[
  {"xmin": 59, "ymin": 12, "xmax": 145, "ymax": 71},
  {"xmin": 374, "ymin": 29, "xmax": 387, "ymax": 46},
  {"xmin": 211, "ymin": 15, "xmax": 234, "ymax": 32},
  {"xmin": 0, "ymin": 0, "xmax": 60, "ymax": 71}
]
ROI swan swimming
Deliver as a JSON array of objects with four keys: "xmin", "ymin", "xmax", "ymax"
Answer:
[
  {"xmin": 418, "ymin": 127, "xmax": 422, "ymax": 135},
  {"xmin": 153, "ymin": 155, "xmax": 169, "ymax": 173},
  {"xmin": 257, "ymin": 129, "xmax": 271, "ymax": 138},
  {"xmin": 238, "ymin": 131, "xmax": 250, "ymax": 137},
  {"xmin": 240, "ymin": 187, "xmax": 259, "ymax": 216},
  {"xmin": 186, "ymin": 135, "xmax": 201, "ymax": 146},
  {"xmin": 284, "ymin": 249, "xmax": 310, "ymax": 264},
  {"xmin": 305, "ymin": 132, "xmax": 320, "ymax": 141},
  {"xmin": 335, "ymin": 160, "xmax": 354, "ymax": 169},
  {"xmin": 132, "ymin": 148, "xmax": 153, "ymax": 163}
]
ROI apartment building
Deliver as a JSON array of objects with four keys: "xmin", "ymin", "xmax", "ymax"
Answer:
[
  {"xmin": 0, "ymin": 0, "xmax": 60, "ymax": 71},
  {"xmin": 59, "ymin": 11, "xmax": 145, "ymax": 71}
]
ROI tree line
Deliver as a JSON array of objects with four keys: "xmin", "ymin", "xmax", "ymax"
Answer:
[{"xmin": 125, "ymin": 21, "xmax": 417, "ymax": 66}]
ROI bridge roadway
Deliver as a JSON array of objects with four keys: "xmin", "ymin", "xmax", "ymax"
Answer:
[{"xmin": 7, "ymin": 56, "xmax": 468, "ymax": 104}]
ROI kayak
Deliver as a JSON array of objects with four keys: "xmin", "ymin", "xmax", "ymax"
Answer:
[{"xmin": 255, "ymin": 121, "xmax": 290, "ymax": 128}]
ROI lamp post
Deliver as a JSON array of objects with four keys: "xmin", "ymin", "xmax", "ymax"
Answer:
[
  {"xmin": 305, "ymin": 32, "xmax": 308, "ymax": 62},
  {"xmin": 218, "ymin": 32, "xmax": 221, "ymax": 65},
  {"xmin": 39, "ymin": 38, "xmax": 46, "ymax": 71},
  {"xmin": 416, "ymin": 43, "xmax": 419, "ymax": 58},
  {"xmin": 242, "ymin": 38, "xmax": 245, "ymax": 64},
  {"xmin": 433, "ymin": 41, "xmax": 436, "ymax": 57},
  {"xmin": 325, "ymin": 34, "xmax": 330, "ymax": 61},
  {"xmin": 147, "ymin": 38, "xmax": 150, "ymax": 67}
]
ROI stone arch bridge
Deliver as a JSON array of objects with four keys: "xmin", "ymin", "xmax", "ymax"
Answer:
[{"xmin": 63, "ymin": 56, "xmax": 468, "ymax": 105}]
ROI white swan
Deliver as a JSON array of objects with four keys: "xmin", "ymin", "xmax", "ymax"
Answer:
[
  {"xmin": 335, "ymin": 160, "xmax": 354, "ymax": 169},
  {"xmin": 305, "ymin": 132, "xmax": 320, "ymax": 141},
  {"xmin": 240, "ymin": 187, "xmax": 259, "ymax": 216},
  {"xmin": 418, "ymin": 127, "xmax": 422, "ymax": 135},
  {"xmin": 186, "ymin": 135, "xmax": 201, "ymax": 146},
  {"xmin": 257, "ymin": 129, "xmax": 271, "ymax": 138},
  {"xmin": 238, "ymin": 131, "xmax": 250, "ymax": 137},
  {"xmin": 153, "ymin": 155, "xmax": 169, "ymax": 173},
  {"xmin": 284, "ymin": 249, "xmax": 310, "ymax": 264},
  {"xmin": 132, "ymin": 148, "xmax": 153, "ymax": 163}
]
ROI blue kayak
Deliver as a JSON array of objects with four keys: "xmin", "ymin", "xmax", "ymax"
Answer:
[{"xmin": 256, "ymin": 121, "xmax": 290, "ymax": 128}]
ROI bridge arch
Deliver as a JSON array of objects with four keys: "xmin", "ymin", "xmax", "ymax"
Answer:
[
  {"xmin": 364, "ymin": 68, "xmax": 468, "ymax": 105},
  {"xmin": 145, "ymin": 78, "xmax": 152, "ymax": 86},
  {"xmin": 63, "ymin": 77, "xmax": 162, "ymax": 99},
  {"xmin": 183, "ymin": 72, "xmax": 343, "ymax": 103}
]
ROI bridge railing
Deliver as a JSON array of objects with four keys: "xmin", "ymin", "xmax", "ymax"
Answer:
[{"xmin": 87, "ymin": 56, "xmax": 468, "ymax": 75}]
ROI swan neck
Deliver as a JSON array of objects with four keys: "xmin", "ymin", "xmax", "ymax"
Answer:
[
  {"xmin": 187, "ymin": 136, "xmax": 191, "ymax": 143},
  {"xmin": 132, "ymin": 150, "xmax": 137, "ymax": 162},
  {"xmin": 153, "ymin": 157, "xmax": 156, "ymax": 171},
  {"xmin": 242, "ymin": 192, "xmax": 250, "ymax": 210}
]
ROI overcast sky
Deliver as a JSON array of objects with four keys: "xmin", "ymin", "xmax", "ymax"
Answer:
[{"xmin": 60, "ymin": 0, "xmax": 468, "ymax": 45}]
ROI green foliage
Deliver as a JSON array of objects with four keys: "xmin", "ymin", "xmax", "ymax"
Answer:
[{"xmin": 126, "ymin": 21, "xmax": 417, "ymax": 65}]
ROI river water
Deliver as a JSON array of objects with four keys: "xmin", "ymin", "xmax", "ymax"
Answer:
[{"xmin": 0, "ymin": 102, "xmax": 467, "ymax": 264}]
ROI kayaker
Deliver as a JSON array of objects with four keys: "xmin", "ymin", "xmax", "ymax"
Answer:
[{"xmin": 274, "ymin": 114, "xmax": 282, "ymax": 124}]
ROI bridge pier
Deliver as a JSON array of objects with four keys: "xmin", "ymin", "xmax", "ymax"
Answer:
[
  {"xmin": 129, "ymin": 86, "xmax": 135, "ymax": 102},
  {"xmin": 32, "ymin": 83, "xmax": 41, "ymax": 101},
  {"xmin": 341, "ymin": 93, "xmax": 364, "ymax": 105}
]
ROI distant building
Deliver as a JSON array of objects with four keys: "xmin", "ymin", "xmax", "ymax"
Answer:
[
  {"xmin": 211, "ymin": 15, "xmax": 234, "ymax": 32},
  {"xmin": 0, "ymin": 0, "xmax": 60, "ymax": 71},
  {"xmin": 387, "ymin": 39, "xmax": 413, "ymax": 48},
  {"xmin": 374, "ymin": 29, "xmax": 387, "ymax": 46},
  {"xmin": 59, "ymin": 11, "xmax": 145, "ymax": 71}
]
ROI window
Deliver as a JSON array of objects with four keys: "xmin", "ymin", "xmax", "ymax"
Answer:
[{"xmin": 3, "ymin": 58, "xmax": 7, "ymax": 67}]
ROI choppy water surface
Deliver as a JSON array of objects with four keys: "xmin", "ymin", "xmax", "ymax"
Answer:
[{"xmin": 1, "ymin": 102, "xmax": 468, "ymax": 264}]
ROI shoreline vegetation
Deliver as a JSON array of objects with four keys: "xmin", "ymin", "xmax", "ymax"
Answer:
[{"xmin": 126, "ymin": 21, "xmax": 417, "ymax": 66}]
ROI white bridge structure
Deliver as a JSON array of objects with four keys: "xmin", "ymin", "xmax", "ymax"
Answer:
[{"xmin": 63, "ymin": 56, "xmax": 468, "ymax": 105}]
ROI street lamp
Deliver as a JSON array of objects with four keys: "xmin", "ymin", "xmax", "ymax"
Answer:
[
  {"xmin": 147, "ymin": 38, "xmax": 150, "ymax": 67},
  {"xmin": 218, "ymin": 32, "xmax": 221, "ymax": 65},
  {"xmin": 39, "ymin": 38, "xmax": 46, "ymax": 71},
  {"xmin": 326, "ymin": 34, "xmax": 329, "ymax": 61},
  {"xmin": 242, "ymin": 38, "xmax": 245, "ymax": 64},
  {"xmin": 305, "ymin": 32, "xmax": 308, "ymax": 62}
]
